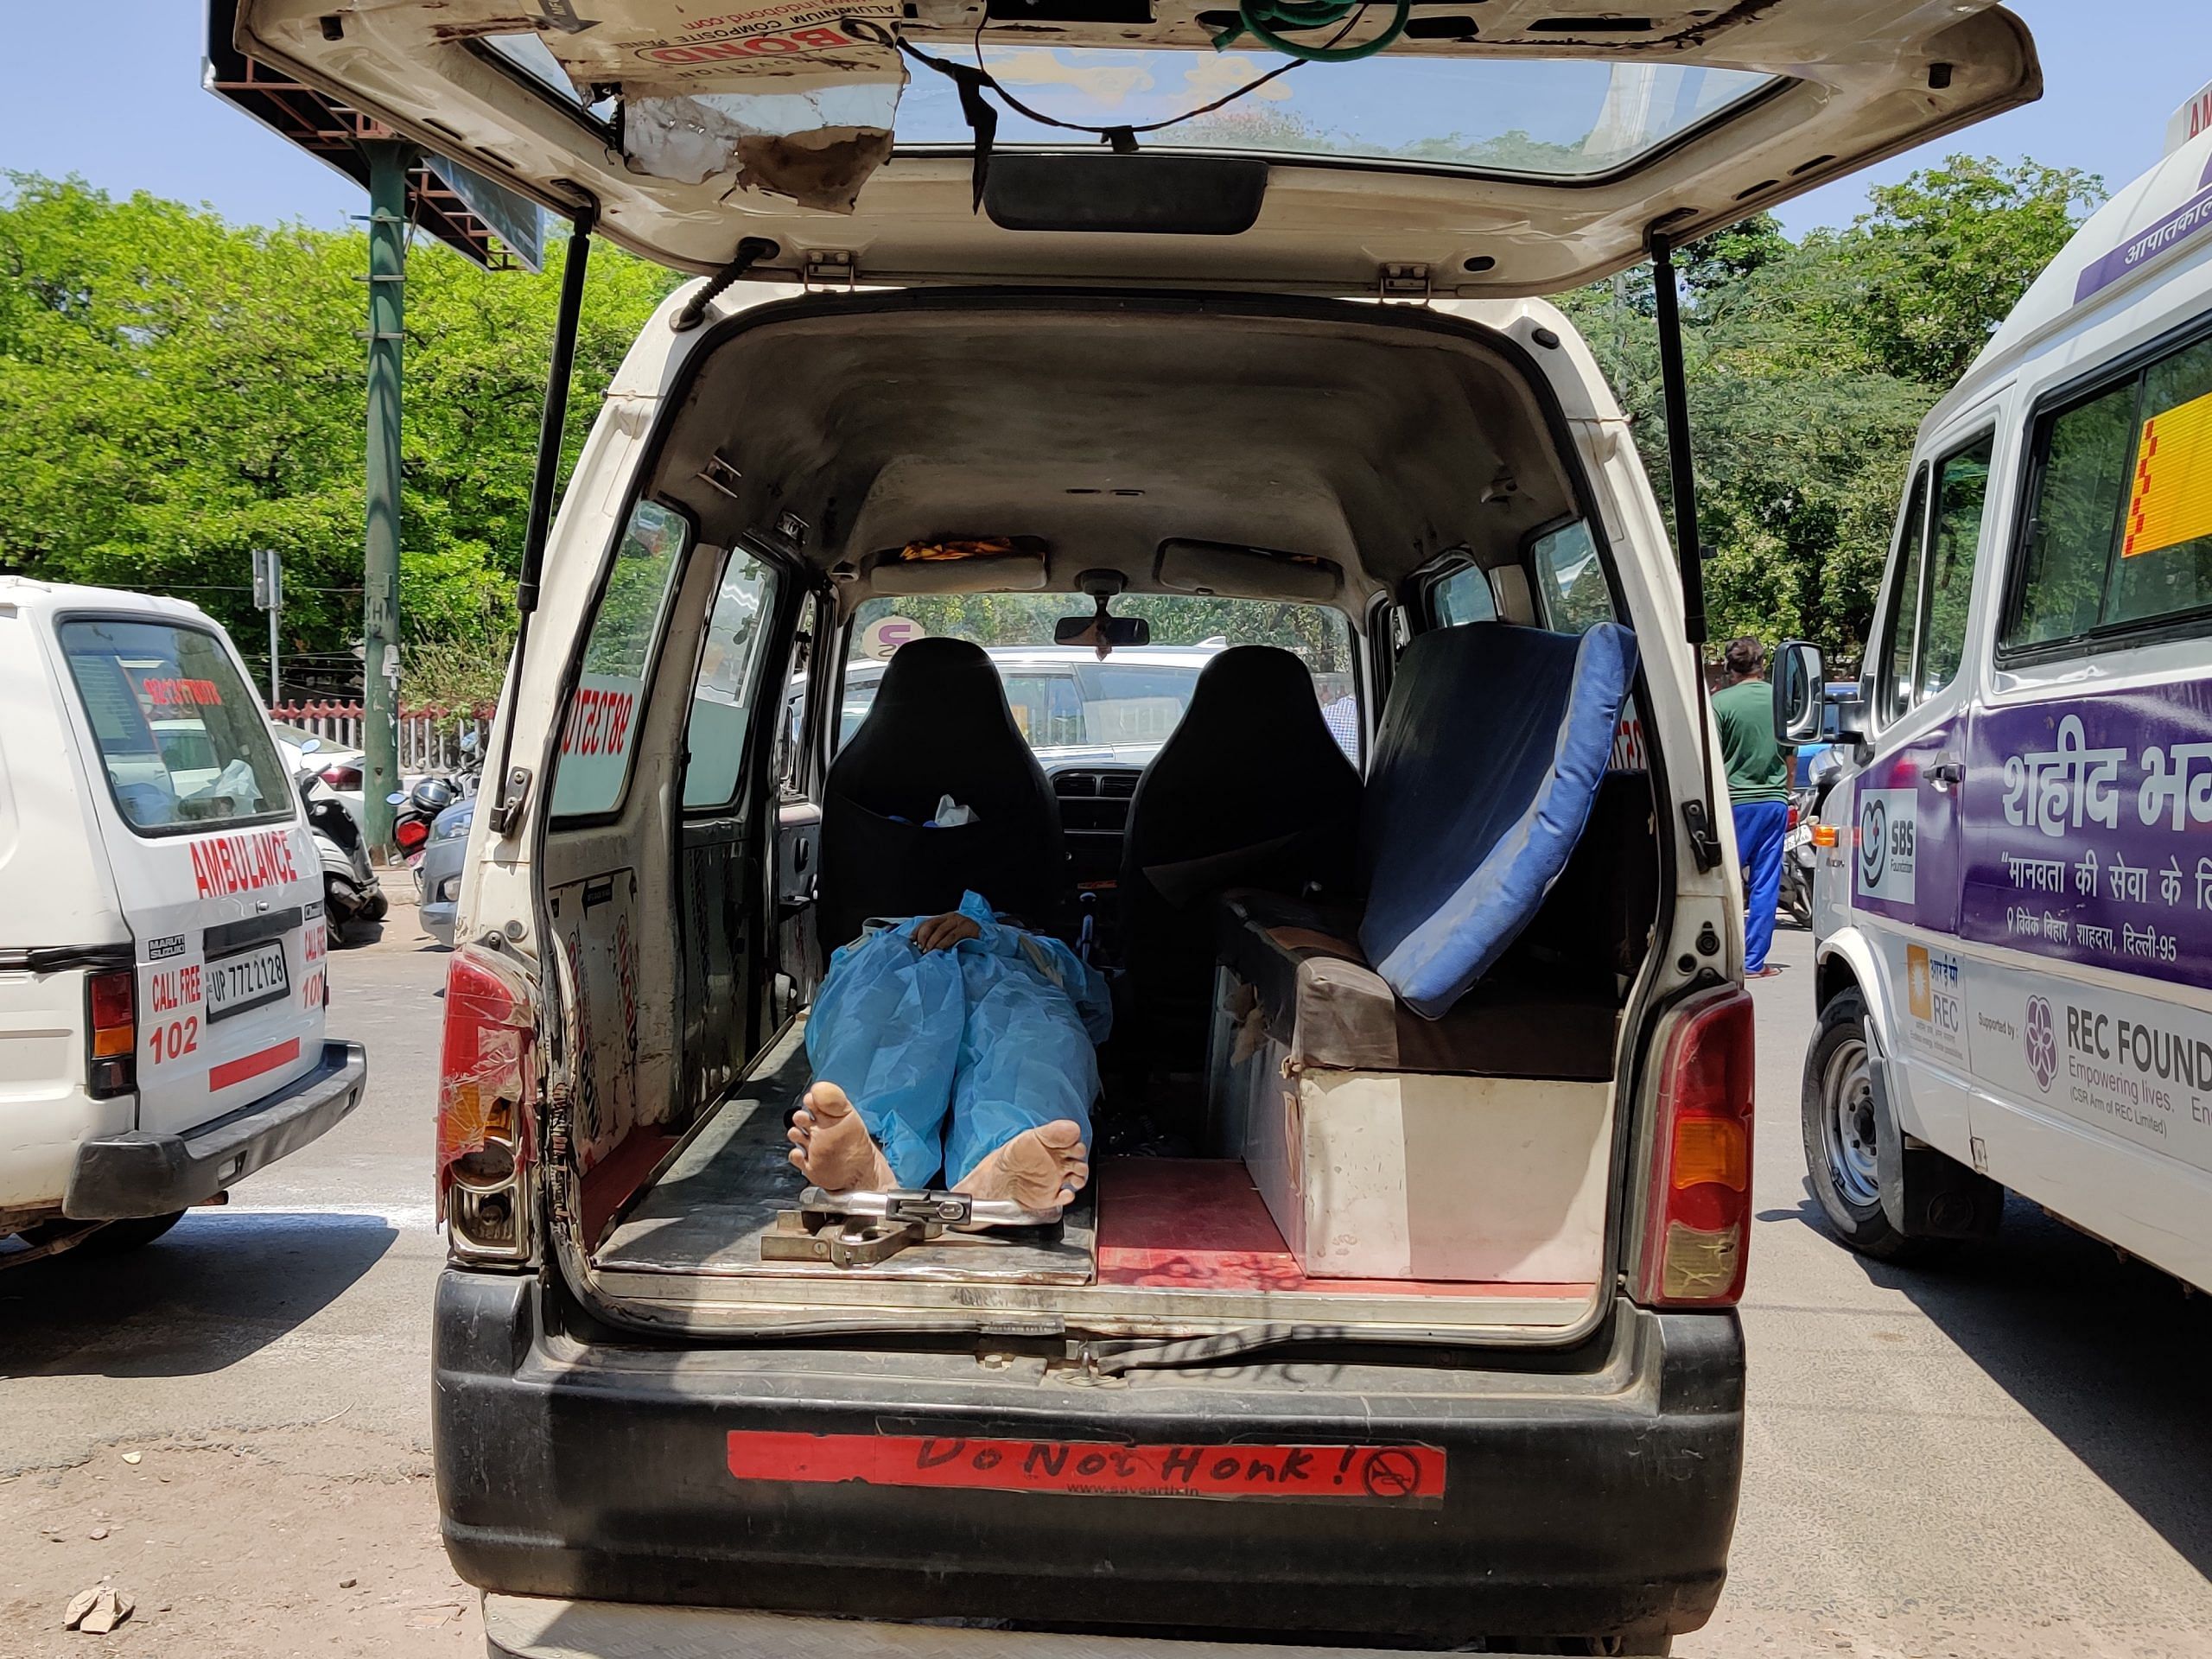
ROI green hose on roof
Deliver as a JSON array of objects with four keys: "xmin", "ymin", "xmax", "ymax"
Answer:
[{"xmin": 1210, "ymin": 0, "xmax": 1410, "ymax": 62}]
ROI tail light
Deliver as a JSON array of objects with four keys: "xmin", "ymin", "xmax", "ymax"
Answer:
[
  {"xmin": 1786, "ymin": 803, "xmax": 1800, "ymax": 830},
  {"xmin": 436, "ymin": 944, "xmax": 538, "ymax": 1260},
  {"xmin": 1633, "ymin": 985, "xmax": 1755, "ymax": 1307},
  {"xmin": 86, "ymin": 969, "xmax": 137, "ymax": 1098},
  {"xmin": 395, "ymin": 817, "xmax": 430, "ymax": 850},
  {"xmin": 320, "ymin": 764, "xmax": 364, "ymax": 791}
]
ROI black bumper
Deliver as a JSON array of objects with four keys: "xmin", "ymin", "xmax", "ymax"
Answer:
[
  {"xmin": 64, "ymin": 1039, "xmax": 369, "ymax": 1219},
  {"xmin": 435, "ymin": 1272, "xmax": 1744, "ymax": 1645}
]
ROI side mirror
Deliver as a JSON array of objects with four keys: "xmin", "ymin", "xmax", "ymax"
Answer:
[
  {"xmin": 1772, "ymin": 639, "xmax": 1825, "ymax": 743},
  {"xmin": 386, "ymin": 791, "xmax": 410, "ymax": 806},
  {"xmin": 299, "ymin": 736, "xmax": 322, "ymax": 757},
  {"xmin": 459, "ymin": 729, "xmax": 480, "ymax": 753},
  {"xmin": 1053, "ymin": 613, "xmax": 1151, "ymax": 650}
]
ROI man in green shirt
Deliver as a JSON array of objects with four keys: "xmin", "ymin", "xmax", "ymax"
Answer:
[{"xmin": 1710, "ymin": 637, "xmax": 1791, "ymax": 977}]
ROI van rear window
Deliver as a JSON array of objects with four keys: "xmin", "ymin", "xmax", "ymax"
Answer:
[{"xmin": 57, "ymin": 619, "xmax": 290, "ymax": 836}]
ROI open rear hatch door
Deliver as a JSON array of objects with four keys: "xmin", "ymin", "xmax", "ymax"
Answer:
[{"xmin": 232, "ymin": 0, "xmax": 2035, "ymax": 294}]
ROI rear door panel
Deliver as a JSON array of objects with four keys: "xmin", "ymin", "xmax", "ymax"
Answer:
[{"xmin": 230, "ymin": 0, "xmax": 2037, "ymax": 295}]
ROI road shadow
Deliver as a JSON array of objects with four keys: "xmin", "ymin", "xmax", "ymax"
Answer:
[
  {"xmin": 1831, "ymin": 1188, "xmax": 2212, "ymax": 1576},
  {"xmin": 0, "ymin": 1211, "xmax": 395, "ymax": 1381}
]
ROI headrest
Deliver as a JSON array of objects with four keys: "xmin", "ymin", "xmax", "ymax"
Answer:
[{"xmin": 864, "ymin": 636, "xmax": 1017, "ymax": 733}]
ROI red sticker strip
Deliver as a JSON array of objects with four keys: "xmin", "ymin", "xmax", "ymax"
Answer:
[
  {"xmin": 208, "ymin": 1036, "xmax": 300, "ymax": 1091},
  {"xmin": 726, "ymin": 1431, "xmax": 1445, "ymax": 1503}
]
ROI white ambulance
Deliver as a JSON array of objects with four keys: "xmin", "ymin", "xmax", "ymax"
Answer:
[
  {"xmin": 1782, "ymin": 81, "xmax": 2212, "ymax": 1291},
  {"xmin": 0, "ymin": 579, "xmax": 368, "ymax": 1262}
]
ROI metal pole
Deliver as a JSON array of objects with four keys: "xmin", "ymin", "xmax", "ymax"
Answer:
[
  {"xmin": 1649, "ymin": 232, "xmax": 1707, "ymax": 648},
  {"xmin": 362, "ymin": 140, "xmax": 410, "ymax": 858},
  {"xmin": 268, "ymin": 597, "xmax": 281, "ymax": 706}
]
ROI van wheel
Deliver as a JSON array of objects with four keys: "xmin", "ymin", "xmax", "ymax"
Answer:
[
  {"xmin": 1802, "ymin": 990, "xmax": 1948, "ymax": 1264},
  {"xmin": 19, "ymin": 1211, "xmax": 187, "ymax": 1258},
  {"xmin": 79, "ymin": 1211, "xmax": 188, "ymax": 1254}
]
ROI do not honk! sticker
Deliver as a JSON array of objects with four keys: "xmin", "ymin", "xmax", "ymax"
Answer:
[{"xmin": 725, "ymin": 1430, "xmax": 1446, "ymax": 1503}]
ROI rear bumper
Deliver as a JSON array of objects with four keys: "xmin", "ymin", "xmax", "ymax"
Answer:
[
  {"xmin": 436, "ymin": 1271, "xmax": 1744, "ymax": 1645},
  {"xmin": 63, "ymin": 1039, "xmax": 368, "ymax": 1219},
  {"xmin": 483, "ymin": 1596, "xmax": 1599, "ymax": 1658}
]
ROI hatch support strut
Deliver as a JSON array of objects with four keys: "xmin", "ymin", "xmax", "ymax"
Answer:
[
  {"xmin": 491, "ymin": 202, "xmax": 596, "ymax": 839},
  {"xmin": 1649, "ymin": 228, "xmax": 1725, "ymax": 874},
  {"xmin": 1648, "ymin": 231, "xmax": 1707, "ymax": 648}
]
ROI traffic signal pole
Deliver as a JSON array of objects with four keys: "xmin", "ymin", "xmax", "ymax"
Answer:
[{"xmin": 362, "ymin": 139, "xmax": 410, "ymax": 858}]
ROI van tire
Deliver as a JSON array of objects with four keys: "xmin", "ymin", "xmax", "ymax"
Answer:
[
  {"xmin": 1802, "ymin": 989, "xmax": 1951, "ymax": 1265},
  {"xmin": 79, "ymin": 1211, "xmax": 188, "ymax": 1255}
]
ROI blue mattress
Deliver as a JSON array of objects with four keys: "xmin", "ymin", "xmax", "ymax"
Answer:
[{"xmin": 1357, "ymin": 621, "xmax": 1640, "ymax": 1020}]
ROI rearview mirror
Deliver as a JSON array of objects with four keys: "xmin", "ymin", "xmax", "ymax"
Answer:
[
  {"xmin": 1773, "ymin": 639, "xmax": 1825, "ymax": 743},
  {"xmin": 299, "ymin": 736, "xmax": 322, "ymax": 756},
  {"xmin": 1053, "ymin": 613, "xmax": 1151, "ymax": 651},
  {"xmin": 459, "ymin": 729, "xmax": 480, "ymax": 753}
]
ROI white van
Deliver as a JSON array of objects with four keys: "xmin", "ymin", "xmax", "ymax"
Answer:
[
  {"xmin": 0, "ymin": 580, "xmax": 368, "ymax": 1262},
  {"xmin": 231, "ymin": 1, "xmax": 2035, "ymax": 1651},
  {"xmin": 1781, "ymin": 92, "xmax": 2212, "ymax": 1292}
]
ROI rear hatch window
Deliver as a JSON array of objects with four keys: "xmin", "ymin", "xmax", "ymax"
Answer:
[{"xmin": 57, "ymin": 619, "xmax": 291, "ymax": 835}]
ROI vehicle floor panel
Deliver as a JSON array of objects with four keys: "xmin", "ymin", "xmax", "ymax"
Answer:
[{"xmin": 592, "ymin": 1032, "xmax": 1096, "ymax": 1285}]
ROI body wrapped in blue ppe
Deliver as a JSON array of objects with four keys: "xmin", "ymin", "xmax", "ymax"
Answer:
[{"xmin": 804, "ymin": 891, "xmax": 1113, "ymax": 1189}]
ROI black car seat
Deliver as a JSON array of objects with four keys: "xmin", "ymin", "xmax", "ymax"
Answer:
[
  {"xmin": 1120, "ymin": 645, "xmax": 1363, "ymax": 1069},
  {"xmin": 817, "ymin": 636, "xmax": 1065, "ymax": 950}
]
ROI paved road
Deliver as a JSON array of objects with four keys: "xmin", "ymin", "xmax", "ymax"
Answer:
[{"xmin": 4, "ymin": 910, "xmax": 2209, "ymax": 1656}]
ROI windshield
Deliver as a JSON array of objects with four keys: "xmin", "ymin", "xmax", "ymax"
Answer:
[
  {"xmin": 896, "ymin": 52, "xmax": 1777, "ymax": 176},
  {"xmin": 58, "ymin": 619, "xmax": 292, "ymax": 836},
  {"xmin": 844, "ymin": 595, "xmax": 1357, "ymax": 761}
]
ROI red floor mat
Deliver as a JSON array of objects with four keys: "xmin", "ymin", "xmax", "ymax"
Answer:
[{"xmin": 1096, "ymin": 1158, "xmax": 1591, "ymax": 1298}]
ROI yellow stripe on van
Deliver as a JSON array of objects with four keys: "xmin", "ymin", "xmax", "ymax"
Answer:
[{"xmin": 2124, "ymin": 387, "xmax": 2212, "ymax": 558}]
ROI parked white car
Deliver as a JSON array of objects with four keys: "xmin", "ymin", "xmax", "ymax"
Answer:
[{"xmin": 0, "ymin": 579, "xmax": 368, "ymax": 1263}]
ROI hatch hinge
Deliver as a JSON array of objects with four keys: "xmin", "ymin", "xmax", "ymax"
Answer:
[
  {"xmin": 803, "ymin": 250, "xmax": 857, "ymax": 292},
  {"xmin": 1681, "ymin": 798, "xmax": 1724, "ymax": 874},
  {"xmin": 492, "ymin": 765, "xmax": 532, "ymax": 838},
  {"xmin": 1377, "ymin": 262, "xmax": 1432, "ymax": 304}
]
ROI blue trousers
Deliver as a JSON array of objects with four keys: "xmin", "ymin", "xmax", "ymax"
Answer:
[
  {"xmin": 1734, "ymin": 798, "xmax": 1789, "ymax": 973},
  {"xmin": 804, "ymin": 892, "xmax": 1112, "ymax": 1188}
]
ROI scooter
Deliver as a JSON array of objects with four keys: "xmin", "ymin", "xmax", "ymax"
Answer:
[
  {"xmin": 296, "ymin": 740, "xmax": 386, "ymax": 941},
  {"xmin": 388, "ymin": 730, "xmax": 483, "ymax": 868},
  {"xmin": 1779, "ymin": 747, "xmax": 1845, "ymax": 930}
]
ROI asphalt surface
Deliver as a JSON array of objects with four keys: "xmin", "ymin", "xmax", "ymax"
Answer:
[{"xmin": 4, "ymin": 908, "xmax": 2210, "ymax": 1656}]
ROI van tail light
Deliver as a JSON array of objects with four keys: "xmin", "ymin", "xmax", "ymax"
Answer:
[
  {"xmin": 1633, "ymin": 985, "xmax": 1755, "ymax": 1308},
  {"xmin": 86, "ymin": 969, "xmax": 137, "ymax": 1098},
  {"xmin": 1811, "ymin": 823, "xmax": 1839, "ymax": 848},
  {"xmin": 396, "ymin": 817, "xmax": 430, "ymax": 850},
  {"xmin": 436, "ymin": 943, "xmax": 538, "ymax": 1261}
]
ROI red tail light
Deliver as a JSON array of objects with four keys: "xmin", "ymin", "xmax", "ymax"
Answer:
[
  {"xmin": 1786, "ymin": 803, "xmax": 1800, "ymax": 830},
  {"xmin": 87, "ymin": 969, "xmax": 137, "ymax": 1097},
  {"xmin": 396, "ymin": 817, "xmax": 430, "ymax": 849},
  {"xmin": 320, "ymin": 764, "xmax": 364, "ymax": 791},
  {"xmin": 436, "ymin": 944, "xmax": 538, "ymax": 1258},
  {"xmin": 1633, "ymin": 986, "xmax": 1755, "ymax": 1308}
]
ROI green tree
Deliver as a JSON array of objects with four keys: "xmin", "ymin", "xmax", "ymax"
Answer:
[
  {"xmin": 1553, "ymin": 157, "xmax": 2101, "ymax": 659},
  {"xmin": 0, "ymin": 175, "xmax": 676, "ymax": 693}
]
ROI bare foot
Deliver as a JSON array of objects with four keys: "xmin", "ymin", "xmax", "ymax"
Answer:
[
  {"xmin": 786, "ymin": 1082, "xmax": 893, "ymax": 1192},
  {"xmin": 955, "ymin": 1120, "xmax": 1089, "ymax": 1211}
]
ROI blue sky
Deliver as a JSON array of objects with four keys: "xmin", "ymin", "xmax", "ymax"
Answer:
[{"xmin": 0, "ymin": 2, "xmax": 2202, "ymax": 237}]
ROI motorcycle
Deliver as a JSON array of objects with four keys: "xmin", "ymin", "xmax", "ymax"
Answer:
[
  {"xmin": 388, "ymin": 730, "xmax": 483, "ymax": 869},
  {"xmin": 295, "ymin": 739, "xmax": 386, "ymax": 942}
]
